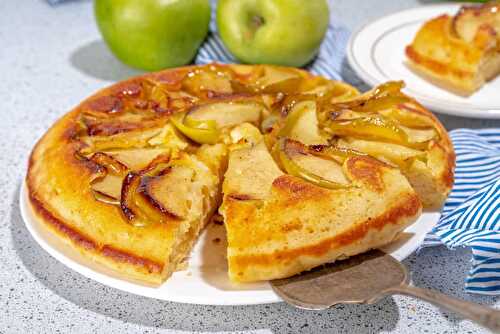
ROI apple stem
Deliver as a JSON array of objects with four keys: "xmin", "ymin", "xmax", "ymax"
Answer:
[{"xmin": 251, "ymin": 15, "xmax": 265, "ymax": 29}]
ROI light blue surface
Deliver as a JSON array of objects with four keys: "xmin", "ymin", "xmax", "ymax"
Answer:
[{"xmin": 1, "ymin": 0, "xmax": 500, "ymax": 333}]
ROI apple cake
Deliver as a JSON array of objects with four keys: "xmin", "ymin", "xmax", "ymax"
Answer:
[
  {"xmin": 406, "ymin": 1, "xmax": 500, "ymax": 95},
  {"xmin": 27, "ymin": 64, "xmax": 454, "ymax": 284}
]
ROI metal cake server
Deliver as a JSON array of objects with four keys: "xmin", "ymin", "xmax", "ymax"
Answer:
[{"xmin": 270, "ymin": 250, "xmax": 500, "ymax": 332}]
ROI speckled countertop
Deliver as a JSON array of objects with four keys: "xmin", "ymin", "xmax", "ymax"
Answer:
[{"xmin": 1, "ymin": 0, "xmax": 499, "ymax": 333}]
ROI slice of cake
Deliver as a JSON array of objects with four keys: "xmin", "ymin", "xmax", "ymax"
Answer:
[
  {"xmin": 406, "ymin": 1, "xmax": 500, "ymax": 95},
  {"xmin": 221, "ymin": 124, "xmax": 421, "ymax": 282}
]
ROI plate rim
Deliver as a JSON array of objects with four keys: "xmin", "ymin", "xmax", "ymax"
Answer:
[
  {"xmin": 346, "ymin": 3, "xmax": 500, "ymax": 119},
  {"xmin": 19, "ymin": 181, "xmax": 439, "ymax": 306}
]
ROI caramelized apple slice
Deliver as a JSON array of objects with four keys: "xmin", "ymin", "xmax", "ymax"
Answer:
[
  {"xmin": 120, "ymin": 172, "xmax": 157, "ymax": 226},
  {"xmin": 453, "ymin": 2, "xmax": 500, "ymax": 43},
  {"xmin": 378, "ymin": 107, "xmax": 436, "ymax": 129},
  {"xmin": 307, "ymin": 144, "xmax": 367, "ymax": 163},
  {"xmin": 325, "ymin": 115, "xmax": 430, "ymax": 149},
  {"xmin": 92, "ymin": 190, "xmax": 121, "ymax": 205},
  {"xmin": 289, "ymin": 145, "xmax": 350, "ymax": 185},
  {"xmin": 232, "ymin": 66, "xmax": 302, "ymax": 94},
  {"xmin": 81, "ymin": 127, "xmax": 164, "ymax": 153},
  {"xmin": 91, "ymin": 174, "xmax": 123, "ymax": 205},
  {"xmin": 400, "ymin": 125, "xmax": 439, "ymax": 144},
  {"xmin": 89, "ymin": 153, "xmax": 128, "ymax": 205},
  {"xmin": 278, "ymin": 139, "xmax": 350, "ymax": 190},
  {"xmin": 182, "ymin": 66, "xmax": 233, "ymax": 96},
  {"xmin": 318, "ymin": 85, "xmax": 360, "ymax": 104},
  {"xmin": 264, "ymin": 98, "xmax": 324, "ymax": 158},
  {"xmin": 147, "ymin": 123, "xmax": 190, "ymax": 150},
  {"xmin": 170, "ymin": 112, "xmax": 220, "ymax": 145},
  {"xmin": 302, "ymin": 76, "xmax": 359, "ymax": 100},
  {"xmin": 372, "ymin": 81, "xmax": 406, "ymax": 97},
  {"xmin": 325, "ymin": 81, "xmax": 409, "ymax": 113},
  {"xmin": 261, "ymin": 113, "xmax": 280, "ymax": 133},
  {"xmin": 257, "ymin": 77, "xmax": 302, "ymax": 94},
  {"xmin": 120, "ymin": 157, "xmax": 201, "ymax": 226},
  {"xmin": 326, "ymin": 115, "xmax": 406, "ymax": 142},
  {"xmin": 82, "ymin": 96, "xmax": 124, "ymax": 118},
  {"xmin": 80, "ymin": 113, "xmax": 160, "ymax": 137},
  {"xmin": 81, "ymin": 124, "xmax": 188, "ymax": 157},
  {"xmin": 171, "ymin": 101, "xmax": 266, "ymax": 144},
  {"xmin": 356, "ymin": 95, "xmax": 412, "ymax": 113},
  {"xmin": 148, "ymin": 83, "xmax": 169, "ymax": 110},
  {"xmin": 258, "ymin": 66, "xmax": 300, "ymax": 86},
  {"xmin": 324, "ymin": 81, "xmax": 401, "ymax": 109},
  {"xmin": 279, "ymin": 99, "xmax": 311, "ymax": 137},
  {"xmin": 337, "ymin": 138, "xmax": 426, "ymax": 168},
  {"xmin": 120, "ymin": 164, "xmax": 173, "ymax": 227},
  {"xmin": 139, "ymin": 165, "xmax": 196, "ymax": 220},
  {"xmin": 104, "ymin": 148, "xmax": 170, "ymax": 170},
  {"xmin": 327, "ymin": 109, "xmax": 366, "ymax": 121},
  {"xmin": 285, "ymin": 101, "xmax": 327, "ymax": 145},
  {"xmin": 229, "ymin": 123, "xmax": 263, "ymax": 147},
  {"xmin": 89, "ymin": 152, "xmax": 128, "ymax": 174},
  {"xmin": 186, "ymin": 101, "xmax": 264, "ymax": 128}
]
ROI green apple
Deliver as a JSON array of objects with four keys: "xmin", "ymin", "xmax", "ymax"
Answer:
[
  {"xmin": 216, "ymin": 0, "xmax": 329, "ymax": 67},
  {"xmin": 95, "ymin": 0, "xmax": 211, "ymax": 71}
]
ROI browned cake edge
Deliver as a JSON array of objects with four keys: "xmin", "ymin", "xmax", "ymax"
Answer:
[{"xmin": 225, "ymin": 188, "xmax": 422, "ymax": 282}]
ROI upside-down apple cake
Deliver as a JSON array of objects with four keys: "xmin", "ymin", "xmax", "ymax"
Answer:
[{"xmin": 27, "ymin": 64, "xmax": 454, "ymax": 284}]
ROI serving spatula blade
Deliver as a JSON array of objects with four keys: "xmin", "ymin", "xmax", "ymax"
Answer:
[{"xmin": 271, "ymin": 250, "xmax": 500, "ymax": 332}]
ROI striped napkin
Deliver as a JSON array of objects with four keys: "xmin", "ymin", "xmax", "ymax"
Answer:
[
  {"xmin": 423, "ymin": 130, "xmax": 500, "ymax": 294},
  {"xmin": 49, "ymin": 0, "xmax": 499, "ymax": 294}
]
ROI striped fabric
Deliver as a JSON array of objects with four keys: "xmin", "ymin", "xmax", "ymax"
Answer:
[{"xmin": 423, "ymin": 129, "xmax": 500, "ymax": 294}]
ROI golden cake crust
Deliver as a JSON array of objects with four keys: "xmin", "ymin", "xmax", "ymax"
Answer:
[{"xmin": 27, "ymin": 87, "xmax": 174, "ymax": 284}]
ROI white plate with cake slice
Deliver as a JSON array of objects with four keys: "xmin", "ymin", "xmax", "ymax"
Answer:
[
  {"xmin": 347, "ymin": 4, "xmax": 500, "ymax": 119},
  {"xmin": 20, "ymin": 182, "xmax": 440, "ymax": 305}
]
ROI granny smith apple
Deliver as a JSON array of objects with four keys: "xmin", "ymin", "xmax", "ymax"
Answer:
[
  {"xmin": 216, "ymin": 0, "xmax": 329, "ymax": 67},
  {"xmin": 95, "ymin": 0, "xmax": 211, "ymax": 71}
]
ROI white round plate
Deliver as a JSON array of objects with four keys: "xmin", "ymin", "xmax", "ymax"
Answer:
[
  {"xmin": 347, "ymin": 4, "xmax": 500, "ymax": 119},
  {"xmin": 20, "ymin": 182, "xmax": 439, "ymax": 305}
]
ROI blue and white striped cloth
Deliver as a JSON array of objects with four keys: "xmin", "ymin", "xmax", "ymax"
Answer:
[
  {"xmin": 49, "ymin": 0, "xmax": 499, "ymax": 294},
  {"xmin": 423, "ymin": 130, "xmax": 500, "ymax": 294}
]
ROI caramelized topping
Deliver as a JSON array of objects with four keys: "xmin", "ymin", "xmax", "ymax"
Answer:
[
  {"xmin": 323, "ymin": 81, "xmax": 439, "ymax": 151},
  {"xmin": 278, "ymin": 138, "xmax": 351, "ymax": 190},
  {"xmin": 170, "ymin": 112, "xmax": 220, "ymax": 145},
  {"xmin": 183, "ymin": 65, "xmax": 234, "ymax": 97},
  {"xmin": 70, "ymin": 65, "xmax": 440, "ymax": 226},
  {"xmin": 89, "ymin": 153, "xmax": 128, "ymax": 205},
  {"xmin": 114, "ymin": 82, "xmax": 142, "ymax": 98},
  {"xmin": 87, "ymin": 96, "xmax": 123, "ymax": 114}
]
